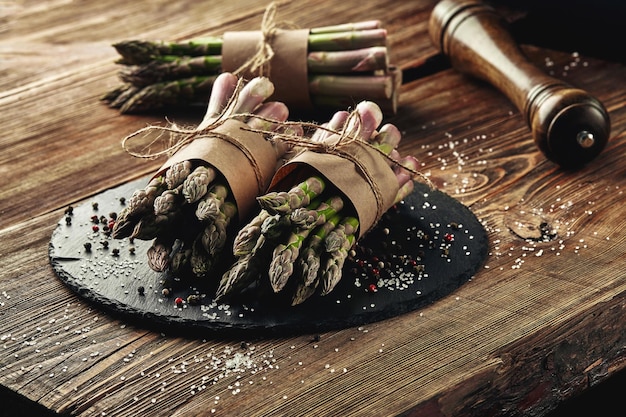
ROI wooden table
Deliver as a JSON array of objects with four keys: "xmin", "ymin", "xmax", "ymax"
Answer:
[{"xmin": 1, "ymin": 0, "xmax": 624, "ymax": 415}]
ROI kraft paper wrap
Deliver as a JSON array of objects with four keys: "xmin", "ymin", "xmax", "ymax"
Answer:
[
  {"xmin": 222, "ymin": 29, "xmax": 312, "ymax": 108},
  {"xmin": 268, "ymin": 141, "xmax": 399, "ymax": 239},
  {"xmin": 154, "ymin": 119, "xmax": 277, "ymax": 221}
]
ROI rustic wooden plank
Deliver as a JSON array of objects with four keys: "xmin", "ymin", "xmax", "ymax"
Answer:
[{"xmin": 2, "ymin": 55, "xmax": 625, "ymax": 416}]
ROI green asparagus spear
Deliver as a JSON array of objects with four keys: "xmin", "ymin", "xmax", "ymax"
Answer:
[
  {"xmin": 307, "ymin": 46, "xmax": 388, "ymax": 73},
  {"xmin": 112, "ymin": 176, "xmax": 167, "ymax": 239},
  {"xmin": 153, "ymin": 188, "xmax": 183, "ymax": 216},
  {"xmin": 120, "ymin": 55, "xmax": 222, "ymax": 86},
  {"xmin": 170, "ymin": 246, "xmax": 192, "ymax": 276},
  {"xmin": 165, "ymin": 160, "xmax": 193, "ymax": 189},
  {"xmin": 257, "ymin": 176, "xmax": 325, "ymax": 215},
  {"xmin": 182, "ymin": 165, "xmax": 217, "ymax": 204},
  {"xmin": 313, "ymin": 74, "xmax": 393, "ymax": 100},
  {"xmin": 113, "ymin": 76, "xmax": 217, "ymax": 113},
  {"xmin": 319, "ymin": 234, "xmax": 355, "ymax": 296},
  {"xmin": 232, "ymin": 210, "xmax": 272, "ymax": 256},
  {"xmin": 201, "ymin": 201, "xmax": 237, "ymax": 256},
  {"xmin": 215, "ymin": 213, "xmax": 291, "ymax": 300},
  {"xmin": 113, "ymin": 37, "xmax": 223, "ymax": 65},
  {"xmin": 309, "ymin": 20, "xmax": 381, "ymax": 34},
  {"xmin": 305, "ymin": 28, "xmax": 388, "ymax": 52},
  {"xmin": 195, "ymin": 184, "xmax": 228, "ymax": 222},
  {"xmin": 268, "ymin": 226, "xmax": 313, "ymax": 292},
  {"xmin": 291, "ymin": 213, "xmax": 342, "ymax": 305},
  {"xmin": 146, "ymin": 239, "xmax": 171, "ymax": 272},
  {"xmin": 324, "ymin": 216, "xmax": 359, "ymax": 252},
  {"xmin": 290, "ymin": 195, "xmax": 344, "ymax": 229},
  {"xmin": 130, "ymin": 213, "xmax": 170, "ymax": 240}
]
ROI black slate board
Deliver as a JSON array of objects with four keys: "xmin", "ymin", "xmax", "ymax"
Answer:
[{"xmin": 49, "ymin": 177, "xmax": 488, "ymax": 337}]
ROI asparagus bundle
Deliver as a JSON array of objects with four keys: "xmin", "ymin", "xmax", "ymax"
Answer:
[
  {"xmin": 216, "ymin": 100, "xmax": 421, "ymax": 305},
  {"xmin": 102, "ymin": 13, "xmax": 400, "ymax": 115},
  {"xmin": 112, "ymin": 72, "xmax": 299, "ymax": 279}
]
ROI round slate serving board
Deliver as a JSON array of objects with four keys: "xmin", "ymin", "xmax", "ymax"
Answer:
[{"xmin": 49, "ymin": 177, "xmax": 488, "ymax": 337}]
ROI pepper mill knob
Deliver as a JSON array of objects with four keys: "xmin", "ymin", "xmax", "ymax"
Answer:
[{"xmin": 429, "ymin": 0, "xmax": 611, "ymax": 168}]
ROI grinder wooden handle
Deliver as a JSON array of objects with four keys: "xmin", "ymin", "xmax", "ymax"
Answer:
[{"xmin": 429, "ymin": 0, "xmax": 611, "ymax": 168}]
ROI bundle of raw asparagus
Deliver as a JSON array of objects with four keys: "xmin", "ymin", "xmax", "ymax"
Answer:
[
  {"xmin": 111, "ymin": 72, "xmax": 300, "ymax": 278},
  {"xmin": 216, "ymin": 100, "xmax": 421, "ymax": 305},
  {"xmin": 102, "ymin": 15, "xmax": 400, "ymax": 115}
]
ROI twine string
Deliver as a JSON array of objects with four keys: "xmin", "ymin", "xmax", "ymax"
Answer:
[
  {"xmin": 244, "ymin": 112, "xmax": 433, "ymax": 189},
  {"xmin": 122, "ymin": 82, "xmax": 431, "ymax": 223},
  {"xmin": 121, "ymin": 77, "xmax": 250, "ymax": 159},
  {"xmin": 244, "ymin": 110, "xmax": 433, "ymax": 222},
  {"xmin": 232, "ymin": 2, "xmax": 298, "ymax": 78},
  {"xmin": 121, "ymin": 78, "xmax": 272, "ymax": 192}
]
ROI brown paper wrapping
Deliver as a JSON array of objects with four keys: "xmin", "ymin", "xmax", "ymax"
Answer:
[
  {"xmin": 268, "ymin": 141, "xmax": 399, "ymax": 239},
  {"xmin": 222, "ymin": 29, "xmax": 312, "ymax": 108},
  {"xmin": 154, "ymin": 119, "xmax": 278, "ymax": 221}
]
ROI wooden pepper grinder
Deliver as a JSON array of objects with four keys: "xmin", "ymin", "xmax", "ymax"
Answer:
[{"xmin": 429, "ymin": 0, "xmax": 611, "ymax": 168}]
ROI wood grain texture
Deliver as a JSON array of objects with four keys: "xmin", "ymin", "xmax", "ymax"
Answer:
[{"xmin": 1, "ymin": 0, "xmax": 625, "ymax": 416}]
